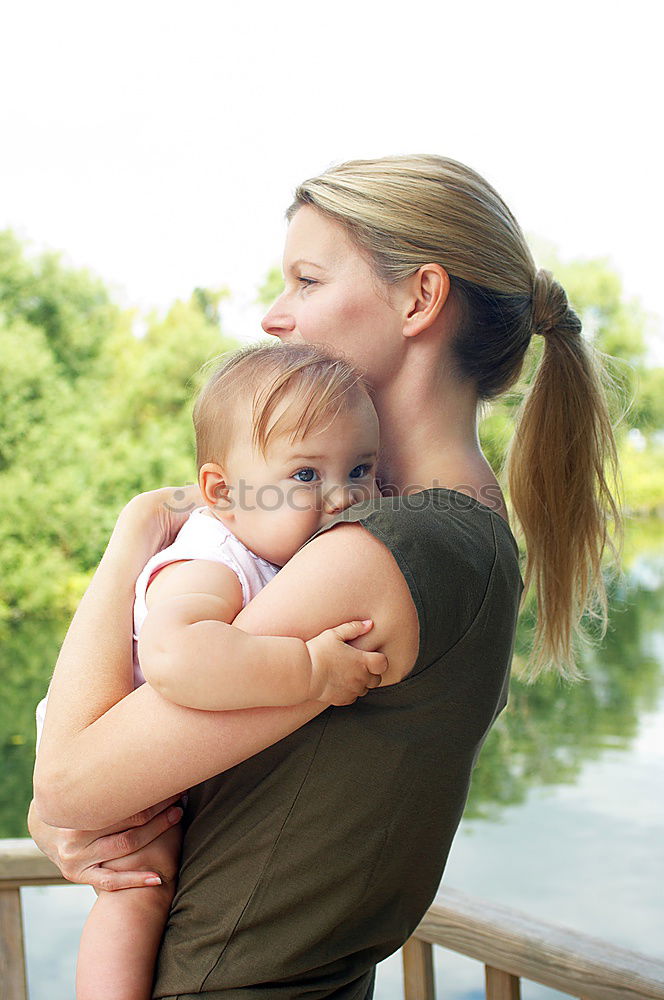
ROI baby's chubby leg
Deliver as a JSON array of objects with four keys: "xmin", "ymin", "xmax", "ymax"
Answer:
[{"xmin": 76, "ymin": 821, "xmax": 182, "ymax": 1000}]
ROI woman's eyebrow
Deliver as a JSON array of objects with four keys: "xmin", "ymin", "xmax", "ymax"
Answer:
[{"xmin": 287, "ymin": 259, "xmax": 327, "ymax": 273}]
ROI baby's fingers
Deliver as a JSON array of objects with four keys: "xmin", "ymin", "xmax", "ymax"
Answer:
[
  {"xmin": 365, "ymin": 652, "xmax": 389, "ymax": 676},
  {"xmin": 330, "ymin": 619, "xmax": 374, "ymax": 642}
]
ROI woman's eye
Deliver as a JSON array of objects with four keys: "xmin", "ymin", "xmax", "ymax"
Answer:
[
  {"xmin": 297, "ymin": 277, "xmax": 317, "ymax": 289},
  {"xmin": 292, "ymin": 468, "xmax": 319, "ymax": 483},
  {"xmin": 350, "ymin": 464, "xmax": 373, "ymax": 479}
]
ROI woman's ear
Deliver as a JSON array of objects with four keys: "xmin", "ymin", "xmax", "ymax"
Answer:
[
  {"xmin": 199, "ymin": 463, "xmax": 232, "ymax": 513},
  {"xmin": 402, "ymin": 264, "xmax": 451, "ymax": 338}
]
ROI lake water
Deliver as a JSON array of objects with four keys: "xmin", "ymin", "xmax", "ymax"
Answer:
[{"xmin": 7, "ymin": 522, "xmax": 664, "ymax": 999}]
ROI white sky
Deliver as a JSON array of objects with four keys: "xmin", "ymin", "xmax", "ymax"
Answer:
[{"xmin": 1, "ymin": 0, "xmax": 662, "ymax": 360}]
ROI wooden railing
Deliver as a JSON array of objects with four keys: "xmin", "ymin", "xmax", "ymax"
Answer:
[
  {"xmin": 402, "ymin": 891, "xmax": 664, "ymax": 1000},
  {"xmin": 2, "ymin": 839, "xmax": 664, "ymax": 1000}
]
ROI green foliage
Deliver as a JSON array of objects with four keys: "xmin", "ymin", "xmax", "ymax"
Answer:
[
  {"xmin": 0, "ymin": 232, "xmax": 239, "ymax": 624},
  {"xmin": 256, "ymin": 265, "xmax": 284, "ymax": 306},
  {"xmin": 618, "ymin": 438, "xmax": 664, "ymax": 516},
  {"xmin": 631, "ymin": 368, "xmax": 664, "ymax": 434},
  {"xmin": 0, "ymin": 317, "xmax": 72, "ymax": 471},
  {"xmin": 0, "ymin": 231, "xmax": 117, "ymax": 379},
  {"xmin": 192, "ymin": 286, "xmax": 229, "ymax": 325}
]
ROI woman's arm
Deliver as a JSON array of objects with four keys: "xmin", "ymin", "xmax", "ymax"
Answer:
[
  {"xmin": 34, "ymin": 498, "xmax": 419, "ymax": 830},
  {"xmin": 34, "ymin": 494, "xmax": 161, "ymax": 758},
  {"xmin": 27, "ymin": 796, "xmax": 183, "ymax": 891},
  {"xmin": 138, "ymin": 560, "xmax": 386, "ymax": 710}
]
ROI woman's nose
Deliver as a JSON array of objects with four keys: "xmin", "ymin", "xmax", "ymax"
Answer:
[{"xmin": 261, "ymin": 299, "xmax": 296, "ymax": 338}]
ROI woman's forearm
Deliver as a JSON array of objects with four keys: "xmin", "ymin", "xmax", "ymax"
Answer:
[
  {"xmin": 34, "ymin": 683, "xmax": 324, "ymax": 828},
  {"xmin": 34, "ymin": 500, "xmax": 162, "ymax": 802}
]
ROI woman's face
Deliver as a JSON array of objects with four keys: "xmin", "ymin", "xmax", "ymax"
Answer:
[{"xmin": 261, "ymin": 206, "xmax": 405, "ymax": 388}]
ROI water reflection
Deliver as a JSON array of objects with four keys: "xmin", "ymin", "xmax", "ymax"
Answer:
[
  {"xmin": 2, "ymin": 522, "xmax": 663, "ymax": 838},
  {"xmin": 465, "ymin": 528, "xmax": 664, "ymax": 820}
]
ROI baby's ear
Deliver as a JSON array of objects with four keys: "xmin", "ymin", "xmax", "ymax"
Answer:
[{"xmin": 199, "ymin": 463, "xmax": 232, "ymax": 510}]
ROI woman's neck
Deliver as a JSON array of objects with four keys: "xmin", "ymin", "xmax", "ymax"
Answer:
[{"xmin": 372, "ymin": 365, "xmax": 495, "ymax": 499}]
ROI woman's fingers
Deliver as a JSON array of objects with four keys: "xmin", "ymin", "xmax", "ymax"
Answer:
[
  {"xmin": 153, "ymin": 484, "xmax": 204, "ymax": 546},
  {"xmin": 124, "ymin": 484, "xmax": 204, "ymax": 551},
  {"xmin": 47, "ymin": 797, "xmax": 184, "ymax": 883},
  {"xmin": 85, "ymin": 865, "xmax": 165, "ymax": 893},
  {"xmin": 92, "ymin": 805, "xmax": 183, "ymax": 865},
  {"xmin": 102, "ymin": 793, "xmax": 182, "ymax": 836}
]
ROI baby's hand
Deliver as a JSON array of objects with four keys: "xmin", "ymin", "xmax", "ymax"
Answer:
[{"xmin": 305, "ymin": 620, "xmax": 388, "ymax": 706}]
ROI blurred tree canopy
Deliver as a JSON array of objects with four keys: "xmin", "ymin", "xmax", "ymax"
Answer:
[
  {"xmin": 0, "ymin": 232, "xmax": 236, "ymax": 627},
  {"xmin": 256, "ymin": 265, "xmax": 284, "ymax": 307}
]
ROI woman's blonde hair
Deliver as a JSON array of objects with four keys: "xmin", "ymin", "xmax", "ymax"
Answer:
[
  {"xmin": 193, "ymin": 342, "xmax": 371, "ymax": 469},
  {"xmin": 289, "ymin": 154, "xmax": 624, "ymax": 680}
]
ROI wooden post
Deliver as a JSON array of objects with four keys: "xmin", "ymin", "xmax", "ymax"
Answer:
[
  {"xmin": 485, "ymin": 965, "xmax": 521, "ymax": 1000},
  {"xmin": 403, "ymin": 936, "xmax": 435, "ymax": 1000},
  {"xmin": 0, "ymin": 888, "xmax": 28, "ymax": 1000}
]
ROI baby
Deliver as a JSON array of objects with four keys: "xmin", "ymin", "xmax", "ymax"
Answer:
[{"xmin": 36, "ymin": 341, "xmax": 387, "ymax": 1000}]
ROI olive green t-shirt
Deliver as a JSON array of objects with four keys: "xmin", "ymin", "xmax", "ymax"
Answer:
[{"xmin": 153, "ymin": 488, "xmax": 524, "ymax": 1000}]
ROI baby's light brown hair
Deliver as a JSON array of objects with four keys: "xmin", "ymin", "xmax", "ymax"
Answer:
[{"xmin": 193, "ymin": 342, "xmax": 374, "ymax": 470}]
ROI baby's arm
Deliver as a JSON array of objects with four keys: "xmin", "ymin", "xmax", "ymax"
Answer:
[{"xmin": 138, "ymin": 559, "xmax": 387, "ymax": 711}]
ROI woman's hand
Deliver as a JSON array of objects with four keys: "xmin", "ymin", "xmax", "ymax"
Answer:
[
  {"xmin": 119, "ymin": 483, "xmax": 204, "ymax": 556},
  {"xmin": 27, "ymin": 796, "xmax": 184, "ymax": 892}
]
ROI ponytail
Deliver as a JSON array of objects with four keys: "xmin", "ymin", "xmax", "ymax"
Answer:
[{"xmin": 505, "ymin": 270, "xmax": 624, "ymax": 679}]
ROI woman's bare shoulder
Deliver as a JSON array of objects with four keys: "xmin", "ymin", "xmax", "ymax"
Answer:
[{"xmin": 234, "ymin": 522, "xmax": 420, "ymax": 687}]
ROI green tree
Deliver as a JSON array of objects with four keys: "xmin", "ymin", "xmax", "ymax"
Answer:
[
  {"xmin": 0, "ymin": 232, "xmax": 239, "ymax": 625},
  {"xmin": 256, "ymin": 266, "xmax": 284, "ymax": 306},
  {"xmin": 0, "ymin": 231, "xmax": 117, "ymax": 379}
]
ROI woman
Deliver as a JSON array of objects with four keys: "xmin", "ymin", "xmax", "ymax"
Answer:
[{"xmin": 30, "ymin": 155, "xmax": 622, "ymax": 999}]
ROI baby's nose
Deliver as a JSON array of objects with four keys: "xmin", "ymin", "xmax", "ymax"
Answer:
[{"xmin": 323, "ymin": 485, "xmax": 365, "ymax": 515}]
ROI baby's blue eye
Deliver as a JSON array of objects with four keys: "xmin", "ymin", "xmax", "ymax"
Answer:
[
  {"xmin": 350, "ymin": 464, "xmax": 372, "ymax": 479},
  {"xmin": 292, "ymin": 468, "xmax": 319, "ymax": 483}
]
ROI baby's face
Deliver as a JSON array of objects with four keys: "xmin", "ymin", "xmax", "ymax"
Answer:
[{"xmin": 212, "ymin": 391, "xmax": 381, "ymax": 566}]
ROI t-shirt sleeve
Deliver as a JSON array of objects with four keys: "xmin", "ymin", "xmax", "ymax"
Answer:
[
  {"xmin": 298, "ymin": 493, "xmax": 502, "ymax": 679},
  {"xmin": 352, "ymin": 503, "xmax": 498, "ymax": 676}
]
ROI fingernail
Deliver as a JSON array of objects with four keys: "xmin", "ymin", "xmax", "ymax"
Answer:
[
  {"xmin": 167, "ymin": 806, "xmax": 183, "ymax": 823},
  {"xmin": 144, "ymin": 876, "xmax": 162, "ymax": 886},
  {"xmin": 361, "ymin": 619, "xmax": 372, "ymax": 626}
]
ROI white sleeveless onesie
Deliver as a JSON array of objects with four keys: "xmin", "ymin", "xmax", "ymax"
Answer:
[
  {"xmin": 131, "ymin": 507, "xmax": 280, "ymax": 684},
  {"xmin": 36, "ymin": 507, "xmax": 280, "ymax": 742}
]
